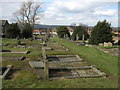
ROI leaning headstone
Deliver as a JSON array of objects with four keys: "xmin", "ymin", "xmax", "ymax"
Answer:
[
  {"xmin": 18, "ymin": 56, "xmax": 26, "ymax": 60},
  {"xmin": 3, "ymin": 43, "xmax": 10, "ymax": 46}
]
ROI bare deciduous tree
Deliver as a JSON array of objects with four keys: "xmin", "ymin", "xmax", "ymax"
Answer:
[{"xmin": 13, "ymin": 0, "xmax": 43, "ymax": 28}]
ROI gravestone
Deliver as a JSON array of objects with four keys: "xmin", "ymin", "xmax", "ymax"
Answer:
[
  {"xmin": 29, "ymin": 61, "xmax": 45, "ymax": 69},
  {"xmin": 104, "ymin": 42, "xmax": 112, "ymax": 47},
  {"xmin": 99, "ymin": 43, "xmax": 104, "ymax": 46},
  {"xmin": 44, "ymin": 47, "xmax": 52, "ymax": 50},
  {"xmin": 18, "ymin": 56, "xmax": 26, "ymax": 60},
  {"xmin": 104, "ymin": 42, "xmax": 108, "ymax": 47},
  {"xmin": 82, "ymin": 34, "xmax": 85, "ymax": 42},
  {"xmin": 76, "ymin": 34, "xmax": 79, "ymax": 41}
]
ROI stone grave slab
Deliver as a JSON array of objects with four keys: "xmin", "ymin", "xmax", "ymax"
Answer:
[
  {"xmin": 77, "ymin": 70, "xmax": 87, "ymax": 76},
  {"xmin": 29, "ymin": 61, "xmax": 45, "ymax": 69},
  {"xmin": 44, "ymin": 47, "xmax": 53, "ymax": 50},
  {"xmin": 47, "ymin": 55, "xmax": 83, "ymax": 63},
  {"xmin": 47, "ymin": 44, "xmax": 69, "ymax": 51},
  {"xmin": 10, "ymin": 50, "xmax": 29, "ymax": 54},
  {"xmin": 49, "ymin": 65, "xmax": 106, "ymax": 79}
]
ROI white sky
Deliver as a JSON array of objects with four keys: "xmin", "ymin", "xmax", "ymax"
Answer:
[{"xmin": 0, "ymin": 0, "xmax": 119, "ymax": 27}]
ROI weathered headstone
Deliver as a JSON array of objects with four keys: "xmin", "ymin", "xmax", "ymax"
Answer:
[
  {"xmin": 99, "ymin": 43, "xmax": 104, "ymax": 46},
  {"xmin": 104, "ymin": 42, "xmax": 108, "ymax": 47},
  {"xmin": 76, "ymin": 34, "xmax": 79, "ymax": 41},
  {"xmin": 18, "ymin": 56, "xmax": 26, "ymax": 60},
  {"xmin": 104, "ymin": 42, "xmax": 112, "ymax": 47},
  {"xmin": 82, "ymin": 34, "xmax": 85, "ymax": 42}
]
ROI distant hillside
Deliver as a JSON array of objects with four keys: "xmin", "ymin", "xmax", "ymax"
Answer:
[
  {"xmin": 34, "ymin": 24, "xmax": 59, "ymax": 29},
  {"xmin": 33, "ymin": 24, "xmax": 73, "ymax": 29}
]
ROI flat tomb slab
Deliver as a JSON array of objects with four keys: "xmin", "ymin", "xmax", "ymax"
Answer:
[
  {"xmin": 44, "ymin": 47, "xmax": 53, "ymax": 50},
  {"xmin": 3, "ymin": 50, "xmax": 30, "ymax": 54},
  {"xmin": 47, "ymin": 55, "xmax": 83, "ymax": 62},
  {"xmin": 47, "ymin": 45, "xmax": 69, "ymax": 51},
  {"xmin": 29, "ymin": 61, "xmax": 45, "ymax": 69},
  {"xmin": 49, "ymin": 66, "xmax": 106, "ymax": 79},
  {"xmin": 49, "ymin": 62, "xmax": 86, "ymax": 68},
  {"xmin": 10, "ymin": 50, "xmax": 30, "ymax": 54}
]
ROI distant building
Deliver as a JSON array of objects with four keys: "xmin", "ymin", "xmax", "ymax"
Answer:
[
  {"xmin": 50, "ymin": 28, "xmax": 57, "ymax": 35},
  {"xmin": 50, "ymin": 27, "xmax": 74, "ymax": 36},
  {"xmin": 86, "ymin": 26, "xmax": 93, "ymax": 36},
  {"xmin": 86, "ymin": 26, "xmax": 120, "ymax": 43},
  {"xmin": 0, "ymin": 20, "xmax": 9, "ymax": 37},
  {"xmin": 33, "ymin": 29, "xmax": 41, "ymax": 35},
  {"xmin": 67, "ymin": 27, "xmax": 74, "ymax": 35},
  {"xmin": 41, "ymin": 29, "xmax": 47, "ymax": 35},
  {"xmin": 112, "ymin": 27, "xmax": 120, "ymax": 43}
]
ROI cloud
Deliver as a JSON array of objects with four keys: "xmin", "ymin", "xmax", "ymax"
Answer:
[
  {"xmin": 42, "ymin": 0, "xmax": 118, "ymax": 26},
  {"xmin": 93, "ymin": 8, "xmax": 117, "ymax": 16},
  {"xmin": 0, "ymin": 0, "xmax": 118, "ymax": 26},
  {"xmin": 0, "ymin": 0, "xmax": 42, "ymax": 2}
]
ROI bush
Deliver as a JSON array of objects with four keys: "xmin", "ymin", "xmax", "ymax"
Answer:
[
  {"xmin": 22, "ymin": 23, "xmax": 33, "ymax": 38},
  {"xmin": 89, "ymin": 20, "xmax": 113, "ymax": 45},
  {"xmin": 71, "ymin": 26, "xmax": 89, "ymax": 40},
  {"xmin": 6, "ymin": 23, "xmax": 20, "ymax": 38},
  {"xmin": 57, "ymin": 26, "xmax": 70, "ymax": 38}
]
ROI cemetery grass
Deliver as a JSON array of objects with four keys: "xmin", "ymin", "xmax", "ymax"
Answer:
[
  {"xmin": 2, "ymin": 38, "xmax": 118, "ymax": 88},
  {"xmin": 52, "ymin": 38, "xmax": 118, "ymax": 87},
  {"xmin": 2, "ymin": 68, "xmax": 118, "ymax": 88}
]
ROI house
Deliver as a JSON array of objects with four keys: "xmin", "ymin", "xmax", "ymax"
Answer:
[
  {"xmin": 33, "ymin": 29, "xmax": 41, "ymax": 35},
  {"xmin": 112, "ymin": 27, "xmax": 120, "ymax": 43},
  {"xmin": 41, "ymin": 29, "xmax": 47, "ymax": 35},
  {"xmin": 50, "ymin": 27, "xmax": 74, "ymax": 36},
  {"xmin": 67, "ymin": 27, "xmax": 74, "ymax": 35},
  {"xmin": 0, "ymin": 20, "xmax": 9, "ymax": 37},
  {"xmin": 50, "ymin": 28, "xmax": 57, "ymax": 35},
  {"xmin": 86, "ymin": 26, "xmax": 93, "ymax": 35}
]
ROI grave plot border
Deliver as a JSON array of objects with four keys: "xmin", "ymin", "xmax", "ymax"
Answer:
[
  {"xmin": 47, "ymin": 55, "xmax": 83, "ymax": 63},
  {"xmin": 3, "ymin": 50, "xmax": 30, "ymax": 54},
  {"xmin": 49, "ymin": 65, "xmax": 106, "ymax": 80},
  {"xmin": 1, "ymin": 65, "xmax": 13, "ymax": 79}
]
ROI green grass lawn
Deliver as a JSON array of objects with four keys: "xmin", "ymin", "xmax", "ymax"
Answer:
[{"xmin": 2, "ymin": 38, "xmax": 118, "ymax": 88}]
